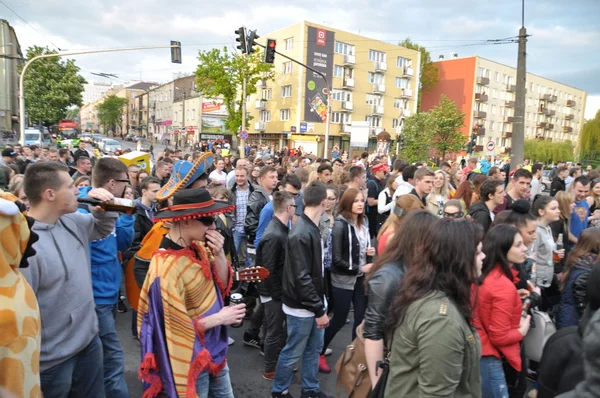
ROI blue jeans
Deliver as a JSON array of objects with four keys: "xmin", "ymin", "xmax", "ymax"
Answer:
[
  {"xmin": 233, "ymin": 229, "xmax": 251, "ymax": 267},
  {"xmin": 195, "ymin": 364, "xmax": 234, "ymax": 398},
  {"xmin": 480, "ymin": 356, "xmax": 509, "ymax": 398},
  {"xmin": 272, "ymin": 314, "xmax": 324, "ymax": 394},
  {"xmin": 96, "ymin": 304, "xmax": 129, "ymax": 398},
  {"xmin": 40, "ymin": 334, "xmax": 105, "ymax": 398}
]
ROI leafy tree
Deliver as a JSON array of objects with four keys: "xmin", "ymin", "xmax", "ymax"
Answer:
[
  {"xmin": 429, "ymin": 95, "xmax": 466, "ymax": 161},
  {"xmin": 65, "ymin": 107, "xmax": 80, "ymax": 121},
  {"xmin": 22, "ymin": 46, "xmax": 86, "ymax": 125},
  {"xmin": 398, "ymin": 38, "xmax": 439, "ymax": 110},
  {"xmin": 194, "ymin": 47, "xmax": 275, "ymax": 134},
  {"xmin": 397, "ymin": 112, "xmax": 434, "ymax": 163},
  {"xmin": 579, "ymin": 110, "xmax": 600, "ymax": 161},
  {"xmin": 96, "ymin": 95, "xmax": 128, "ymax": 135},
  {"xmin": 524, "ymin": 139, "xmax": 574, "ymax": 164}
]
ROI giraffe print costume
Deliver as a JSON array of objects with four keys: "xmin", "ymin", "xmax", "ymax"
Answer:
[{"xmin": 0, "ymin": 193, "xmax": 42, "ymax": 398}]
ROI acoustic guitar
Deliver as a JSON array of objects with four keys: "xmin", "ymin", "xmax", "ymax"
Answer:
[{"xmin": 125, "ymin": 259, "xmax": 270, "ymax": 312}]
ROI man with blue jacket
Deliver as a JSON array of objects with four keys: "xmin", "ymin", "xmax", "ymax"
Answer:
[{"xmin": 78, "ymin": 157, "xmax": 135, "ymax": 398}]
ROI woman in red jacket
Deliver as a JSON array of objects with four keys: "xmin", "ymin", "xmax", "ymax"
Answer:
[{"xmin": 474, "ymin": 224, "xmax": 532, "ymax": 398}]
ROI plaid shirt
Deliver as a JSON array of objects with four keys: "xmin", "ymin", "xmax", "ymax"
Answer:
[{"xmin": 234, "ymin": 188, "xmax": 250, "ymax": 232}]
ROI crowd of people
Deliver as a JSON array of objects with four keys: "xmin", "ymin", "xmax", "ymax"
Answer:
[{"xmin": 0, "ymin": 140, "xmax": 599, "ymax": 398}]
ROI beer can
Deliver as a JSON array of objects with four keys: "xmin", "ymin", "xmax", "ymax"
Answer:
[{"xmin": 230, "ymin": 293, "xmax": 244, "ymax": 328}]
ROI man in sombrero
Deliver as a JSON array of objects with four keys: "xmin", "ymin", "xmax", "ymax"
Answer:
[{"xmin": 137, "ymin": 188, "xmax": 246, "ymax": 398}]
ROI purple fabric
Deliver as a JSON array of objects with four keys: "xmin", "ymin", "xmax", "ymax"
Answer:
[
  {"xmin": 139, "ymin": 278, "xmax": 177, "ymax": 397},
  {"xmin": 191, "ymin": 282, "xmax": 229, "ymax": 367}
]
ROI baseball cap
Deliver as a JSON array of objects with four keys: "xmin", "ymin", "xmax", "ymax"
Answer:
[{"xmin": 2, "ymin": 148, "xmax": 17, "ymax": 157}]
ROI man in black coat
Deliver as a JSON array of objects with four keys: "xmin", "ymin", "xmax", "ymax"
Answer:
[{"xmin": 551, "ymin": 166, "xmax": 568, "ymax": 197}]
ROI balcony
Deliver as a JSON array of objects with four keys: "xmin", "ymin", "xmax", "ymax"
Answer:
[
  {"xmin": 504, "ymin": 147, "xmax": 512, "ymax": 154},
  {"xmin": 505, "ymin": 100, "xmax": 515, "ymax": 108},
  {"xmin": 371, "ymin": 105, "xmax": 384, "ymax": 115},
  {"xmin": 536, "ymin": 122, "xmax": 547, "ymax": 128},
  {"xmin": 506, "ymin": 84, "xmax": 516, "ymax": 92},
  {"xmin": 475, "ymin": 93, "xmax": 488, "ymax": 102},
  {"xmin": 564, "ymin": 114, "xmax": 574, "ymax": 120},
  {"xmin": 503, "ymin": 132, "xmax": 513, "ymax": 138},
  {"xmin": 341, "ymin": 101, "xmax": 354, "ymax": 112},
  {"xmin": 567, "ymin": 100, "xmax": 576, "ymax": 107},
  {"xmin": 547, "ymin": 124, "xmax": 555, "ymax": 130},
  {"xmin": 563, "ymin": 126, "xmax": 573, "ymax": 133},
  {"xmin": 473, "ymin": 110, "xmax": 487, "ymax": 119},
  {"xmin": 342, "ymin": 78, "xmax": 355, "ymax": 89},
  {"xmin": 257, "ymin": 80, "xmax": 267, "ymax": 88},
  {"xmin": 254, "ymin": 122, "xmax": 266, "ymax": 131},
  {"xmin": 477, "ymin": 76, "xmax": 490, "ymax": 85},
  {"xmin": 504, "ymin": 116, "xmax": 514, "ymax": 123},
  {"xmin": 403, "ymin": 67, "xmax": 414, "ymax": 78},
  {"xmin": 400, "ymin": 108, "xmax": 411, "ymax": 118},
  {"xmin": 473, "ymin": 127, "xmax": 486, "ymax": 136},
  {"xmin": 373, "ymin": 83, "xmax": 386, "ymax": 94},
  {"xmin": 400, "ymin": 88, "xmax": 413, "ymax": 98},
  {"xmin": 343, "ymin": 54, "xmax": 356, "ymax": 66},
  {"xmin": 374, "ymin": 61, "xmax": 387, "ymax": 72},
  {"xmin": 542, "ymin": 109, "xmax": 556, "ymax": 117},
  {"xmin": 542, "ymin": 94, "xmax": 558, "ymax": 102},
  {"xmin": 475, "ymin": 145, "xmax": 484, "ymax": 152},
  {"xmin": 255, "ymin": 100, "xmax": 267, "ymax": 110},
  {"xmin": 340, "ymin": 124, "xmax": 351, "ymax": 134}
]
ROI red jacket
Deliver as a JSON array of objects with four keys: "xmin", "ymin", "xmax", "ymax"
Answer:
[{"xmin": 473, "ymin": 266, "xmax": 523, "ymax": 371}]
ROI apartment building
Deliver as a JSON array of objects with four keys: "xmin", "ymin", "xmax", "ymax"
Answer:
[
  {"xmin": 82, "ymin": 81, "xmax": 113, "ymax": 105},
  {"xmin": 247, "ymin": 21, "xmax": 421, "ymax": 156},
  {"xmin": 421, "ymin": 56, "xmax": 587, "ymax": 156},
  {"xmin": 0, "ymin": 19, "xmax": 23, "ymax": 134}
]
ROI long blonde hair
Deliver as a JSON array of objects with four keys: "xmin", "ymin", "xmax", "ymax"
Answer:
[
  {"xmin": 555, "ymin": 190, "xmax": 574, "ymax": 221},
  {"xmin": 378, "ymin": 194, "xmax": 425, "ymax": 238}
]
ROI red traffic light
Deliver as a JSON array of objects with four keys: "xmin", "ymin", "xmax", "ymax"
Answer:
[{"xmin": 269, "ymin": 41, "xmax": 276, "ymax": 48}]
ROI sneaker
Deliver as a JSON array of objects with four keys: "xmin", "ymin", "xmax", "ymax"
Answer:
[
  {"xmin": 324, "ymin": 348, "xmax": 333, "ymax": 356},
  {"xmin": 263, "ymin": 370, "xmax": 275, "ymax": 380},
  {"xmin": 243, "ymin": 332, "xmax": 262, "ymax": 349},
  {"xmin": 300, "ymin": 391, "xmax": 334, "ymax": 398},
  {"xmin": 228, "ymin": 337, "xmax": 235, "ymax": 346},
  {"xmin": 117, "ymin": 297, "xmax": 128, "ymax": 313},
  {"xmin": 272, "ymin": 390, "xmax": 294, "ymax": 398},
  {"xmin": 318, "ymin": 355, "xmax": 331, "ymax": 374}
]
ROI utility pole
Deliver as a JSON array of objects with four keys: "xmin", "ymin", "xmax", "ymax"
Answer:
[
  {"xmin": 512, "ymin": 0, "xmax": 527, "ymax": 168},
  {"xmin": 181, "ymin": 91, "xmax": 186, "ymax": 150},
  {"xmin": 240, "ymin": 75, "xmax": 247, "ymax": 159}
]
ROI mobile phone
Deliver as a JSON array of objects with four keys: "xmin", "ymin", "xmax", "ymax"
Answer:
[{"xmin": 309, "ymin": 93, "xmax": 328, "ymax": 122}]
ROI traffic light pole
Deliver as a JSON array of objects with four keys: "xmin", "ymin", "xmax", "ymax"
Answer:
[
  {"xmin": 254, "ymin": 42, "xmax": 331, "ymax": 159},
  {"xmin": 18, "ymin": 43, "xmax": 180, "ymax": 146},
  {"xmin": 240, "ymin": 75, "xmax": 247, "ymax": 159}
]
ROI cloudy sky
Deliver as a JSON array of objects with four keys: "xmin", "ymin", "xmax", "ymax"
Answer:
[{"xmin": 4, "ymin": 0, "xmax": 600, "ymax": 117}]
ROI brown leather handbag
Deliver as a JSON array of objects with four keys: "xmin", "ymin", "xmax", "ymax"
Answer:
[{"xmin": 335, "ymin": 322, "xmax": 372, "ymax": 398}]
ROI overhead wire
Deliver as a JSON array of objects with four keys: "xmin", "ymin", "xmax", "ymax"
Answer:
[{"xmin": 0, "ymin": 0, "xmax": 62, "ymax": 51}]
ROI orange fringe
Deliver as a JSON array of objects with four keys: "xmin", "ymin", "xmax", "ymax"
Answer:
[
  {"xmin": 185, "ymin": 348, "xmax": 227, "ymax": 398},
  {"xmin": 138, "ymin": 353, "xmax": 163, "ymax": 398}
]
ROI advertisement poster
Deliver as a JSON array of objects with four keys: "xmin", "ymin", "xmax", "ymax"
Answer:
[
  {"xmin": 201, "ymin": 116, "xmax": 226, "ymax": 133},
  {"xmin": 304, "ymin": 26, "xmax": 335, "ymax": 123},
  {"xmin": 350, "ymin": 121, "xmax": 369, "ymax": 148},
  {"xmin": 201, "ymin": 99, "xmax": 228, "ymax": 116}
]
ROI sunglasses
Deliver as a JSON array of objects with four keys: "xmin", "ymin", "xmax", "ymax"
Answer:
[
  {"xmin": 114, "ymin": 179, "xmax": 130, "ymax": 183},
  {"xmin": 197, "ymin": 216, "xmax": 215, "ymax": 226},
  {"xmin": 443, "ymin": 211, "xmax": 464, "ymax": 219}
]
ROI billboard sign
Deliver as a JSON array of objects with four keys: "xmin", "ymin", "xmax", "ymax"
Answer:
[{"xmin": 304, "ymin": 26, "xmax": 335, "ymax": 123}]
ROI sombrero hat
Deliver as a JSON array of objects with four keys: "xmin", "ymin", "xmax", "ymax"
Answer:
[
  {"xmin": 156, "ymin": 152, "xmax": 214, "ymax": 201},
  {"xmin": 153, "ymin": 188, "xmax": 234, "ymax": 223}
]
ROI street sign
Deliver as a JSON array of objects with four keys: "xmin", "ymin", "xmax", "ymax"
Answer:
[
  {"xmin": 291, "ymin": 126, "xmax": 297, "ymax": 133},
  {"xmin": 240, "ymin": 131, "xmax": 248, "ymax": 140},
  {"xmin": 486, "ymin": 141, "xmax": 496, "ymax": 151},
  {"xmin": 300, "ymin": 122, "xmax": 307, "ymax": 133}
]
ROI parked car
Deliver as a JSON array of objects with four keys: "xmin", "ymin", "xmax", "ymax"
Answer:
[
  {"xmin": 92, "ymin": 134, "xmax": 104, "ymax": 147},
  {"xmin": 541, "ymin": 170, "xmax": 552, "ymax": 192},
  {"xmin": 99, "ymin": 138, "xmax": 122, "ymax": 153},
  {"xmin": 80, "ymin": 133, "xmax": 93, "ymax": 143}
]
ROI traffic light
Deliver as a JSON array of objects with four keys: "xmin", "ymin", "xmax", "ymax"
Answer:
[
  {"xmin": 467, "ymin": 133, "xmax": 477, "ymax": 154},
  {"xmin": 235, "ymin": 27, "xmax": 247, "ymax": 54},
  {"xmin": 398, "ymin": 135, "xmax": 407, "ymax": 151},
  {"xmin": 170, "ymin": 41, "xmax": 181, "ymax": 64},
  {"xmin": 247, "ymin": 30, "xmax": 259, "ymax": 54},
  {"xmin": 264, "ymin": 38, "xmax": 276, "ymax": 64}
]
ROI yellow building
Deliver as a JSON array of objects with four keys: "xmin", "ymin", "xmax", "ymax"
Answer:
[{"xmin": 247, "ymin": 21, "xmax": 421, "ymax": 156}]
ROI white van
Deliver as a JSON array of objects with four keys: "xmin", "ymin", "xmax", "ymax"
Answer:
[{"xmin": 24, "ymin": 128, "xmax": 42, "ymax": 146}]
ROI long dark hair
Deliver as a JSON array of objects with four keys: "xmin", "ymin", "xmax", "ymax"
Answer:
[
  {"xmin": 480, "ymin": 224, "xmax": 520, "ymax": 282},
  {"xmin": 386, "ymin": 219, "xmax": 483, "ymax": 332},
  {"xmin": 337, "ymin": 187, "xmax": 364, "ymax": 227},
  {"xmin": 369, "ymin": 210, "xmax": 438, "ymax": 280},
  {"xmin": 562, "ymin": 228, "xmax": 600, "ymax": 289}
]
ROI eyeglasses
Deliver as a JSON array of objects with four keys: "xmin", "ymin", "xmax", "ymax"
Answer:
[
  {"xmin": 288, "ymin": 204, "xmax": 298, "ymax": 209},
  {"xmin": 443, "ymin": 211, "xmax": 464, "ymax": 219},
  {"xmin": 288, "ymin": 191, "xmax": 300, "ymax": 197},
  {"xmin": 114, "ymin": 179, "xmax": 130, "ymax": 183},
  {"xmin": 197, "ymin": 216, "xmax": 215, "ymax": 226}
]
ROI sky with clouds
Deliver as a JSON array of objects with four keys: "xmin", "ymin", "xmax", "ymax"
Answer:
[{"xmin": 4, "ymin": 0, "xmax": 600, "ymax": 118}]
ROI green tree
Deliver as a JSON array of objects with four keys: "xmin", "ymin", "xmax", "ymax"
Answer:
[
  {"xmin": 398, "ymin": 38, "xmax": 439, "ymax": 110},
  {"xmin": 398, "ymin": 112, "xmax": 434, "ymax": 163},
  {"xmin": 65, "ymin": 107, "xmax": 80, "ymax": 121},
  {"xmin": 22, "ymin": 46, "xmax": 86, "ymax": 125},
  {"xmin": 96, "ymin": 95, "xmax": 128, "ymax": 135},
  {"xmin": 524, "ymin": 139, "xmax": 574, "ymax": 164},
  {"xmin": 194, "ymin": 47, "xmax": 275, "ymax": 135},
  {"xmin": 579, "ymin": 110, "xmax": 600, "ymax": 161},
  {"xmin": 429, "ymin": 95, "xmax": 466, "ymax": 161}
]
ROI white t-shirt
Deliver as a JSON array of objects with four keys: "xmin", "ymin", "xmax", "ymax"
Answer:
[{"xmin": 209, "ymin": 170, "xmax": 227, "ymax": 184}]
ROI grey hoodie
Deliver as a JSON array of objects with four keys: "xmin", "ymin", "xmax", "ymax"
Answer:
[{"xmin": 20, "ymin": 208, "xmax": 118, "ymax": 371}]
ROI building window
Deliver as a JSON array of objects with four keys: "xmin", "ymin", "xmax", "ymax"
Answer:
[
  {"xmin": 281, "ymin": 85, "xmax": 292, "ymax": 98},
  {"xmin": 331, "ymin": 90, "xmax": 351, "ymax": 102},
  {"xmin": 366, "ymin": 94, "xmax": 382, "ymax": 106},
  {"xmin": 335, "ymin": 41, "xmax": 355, "ymax": 55},
  {"xmin": 392, "ymin": 118, "xmax": 399, "ymax": 128},
  {"xmin": 393, "ymin": 98, "xmax": 402, "ymax": 108},
  {"xmin": 369, "ymin": 116, "xmax": 381, "ymax": 128},
  {"xmin": 280, "ymin": 109, "xmax": 290, "ymax": 121},
  {"xmin": 492, "ymin": 89, "xmax": 497, "ymax": 98},
  {"xmin": 396, "ymin": 57, "xmax": 410, "ymax": 68},
  {"xmin": 369, "ymin": 50, "xmax": 386, "ymax": 62},
  {"xmin": 260, "ymin": 111, "xmax": 271, "ymax": 122},
  {"xmin": 368, "ymin": 72, "xmax": 384, "ymax": 84},
  {"xmin": 331, "ymin": 112, "xmax": 351, "ymax": 124},
  {"xmin": 530, "ymin": 83, "xmax": 535, "ymax": 92},
  {"xmin": 334, "ymin": 65, "xmax": 344, "ymax": 78},
  {"xmin": 284, "ymin": 37, "xmax": 294, "ymax": 50},
  {"xmin": 495, "ymin": 72, "xmax": 500, "ymax": 82},
  {"xmin": 282, "ymin": 62, "xmax": 293, "ymax": 74},
  {"xmin": 261, "ymin": 89, "xmax": 272, "ymax": 100},
  {"xmin": 396, "ymin": 77, "xmax": 409, "ymax": 89},
  {"xmin": 477, "ymin": 67, "xmax": 485, "ymax": 77}
]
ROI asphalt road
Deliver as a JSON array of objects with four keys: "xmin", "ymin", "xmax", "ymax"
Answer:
[{"xmin": 116, "ymin": 301, "xmax": 351, "ymax": 398}]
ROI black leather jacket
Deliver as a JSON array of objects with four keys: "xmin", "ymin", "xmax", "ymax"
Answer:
[
  {"xmin": 282, "ymin": 213, "xmax": 326, "ymax": 317},
  {"xmin": 331, "ymin": 216, "xmax": 360, "ymax": 275},
  {"xmin": 256, "ymin": 217, "xmax": 288, "ymax": 300},
  {"xmin": 364, "ymin": 261, "xmax": 406, "ymax": 341},
  {"xmin": 244, "ymin": 186, "xmax": 270, "ymax": 245}
]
